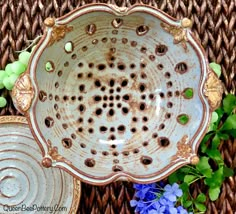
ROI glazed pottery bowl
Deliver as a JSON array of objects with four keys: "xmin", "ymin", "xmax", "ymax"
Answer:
[
  {"xmin": 0, "ymin": 116, "xmax": 80, "ymax": 213},
  {"xmin": 12, "ymin": 4, "xmax": 223, "ymax": 185}
]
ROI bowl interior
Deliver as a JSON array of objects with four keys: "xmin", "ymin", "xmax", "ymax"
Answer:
[{"xmin": 32, "ymin": 9, "xmax": 206, "ymax": 180}]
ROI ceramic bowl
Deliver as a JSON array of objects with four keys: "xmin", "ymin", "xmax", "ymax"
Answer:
[
  {"xmin": 0, "ymin": 116, "xmax": 81, "ymax": 213},
  {"xmin": 12, "ymin": 4, "xmax": 223, "ymax": 185}
]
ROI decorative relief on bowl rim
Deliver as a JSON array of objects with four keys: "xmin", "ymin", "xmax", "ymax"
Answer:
[{"xmin": 11, "ymin": 4, "xmax": 223, "ymax": 185}]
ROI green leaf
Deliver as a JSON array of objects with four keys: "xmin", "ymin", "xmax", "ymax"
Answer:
[
  {"xmin": 179, "ymin": 166, "xmax": 192, "ymax": 174},
  {"xmin": 208, "ymin": 123, "xmax": 216, "ymax": 133},
  {"xmin": 211, "ymin": 111, "xmax": 219, "ymax": 123},
  {"xmin": 223, "ymin": 166, "xmax": 234, "ymax": 177},
  {"xmin": 212, "ymin": 134, "xmax": 221, "ymax": 149},
  {"xmin": 168, "ymin": 172, "xmax": 179, "ymax": 184},
  {"xmin": 205, "ymin": 167, "xmax": 224, "ymax": 188},
  {"xmin": 179, "ymin": 182, "xmax": 189, "ymax": 203},
  {"xmin": 180, "ymin": 182, "xmax": 189, "ymax": 192},
  {"xmin": 196, "ymin": 157, "xmax": 212, "ymax": 177},
  {"xmin": 206, "ymin": 148, "xmax": 223, "ymax": 163},
  {"xmin": 215, "ymin": 108, "xmax": 225, "ymax": 124},
  {"xmin": 209, "ymin": 187, "xmax": 221, "ymax": 201},
  {"xmin": 208, "ymin": 111, "xmax": 220, "ymax": 132},
  {"xmin": 200, "ymin": 133, "xmax": 214, "ymax": 153},
  {"xmin": 223, "ymin": 94, "xmax": 236, "ymax": 114},
  {"xmin": 220, "ymin": 114, "xmax": 236, "ymax": 131},
  {"xmin": 184, "ymin": 175, "xmax": 198, "ymax": 184},
  {"xmin": 196, "ymin": 193, "xmax": 206, "ymax": 203},
  {"xmin": 217, "ymin": 132, "xmax": 229, "ymax": 140},
  {"xmin": 183, "ymin": 200, "xmax": 192, "ymax": 208},
  {"xmin": 226, "ymin": 129, "xmax": 236, "ymax": 138},
  {"xmin": 195, "ymin": 202, "xmax": 207, "ymax": 212},
  {"xmin": 209, "ymin": 62, "xmax": 221, "ymax": 77}
]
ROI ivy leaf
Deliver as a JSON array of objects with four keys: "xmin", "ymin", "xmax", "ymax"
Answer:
[
  {"xmin": 196, "ymin": 193, "xmax": 206, "ymax": 203},
  {"xmin": 209, "ymin": 187, "xmax": 221, "ymax": 201},
  {"xmin": 196, "ymin": 157, "xmax": 212, "ymax": 177},
  {"xmin": 223, "ymin": 166, "xmax": 234, "ymax": 177},
  {"xmin": 220, "ymin": 114, "xmax": 236, "ymax": 131},
  {"xmin": 195, "ymin": 202, "xmax": 207, "ymax": 212},
  {"xmin": 184, "ymin": 175, "xmax": 198, "ymax": 185},
  {"xmin": 223, "ymin": 94, "xmax": 236, "ymax": 114},
  {"xmin": 209, "ymin": 62, "xmax": 221, "ymax": 77}
]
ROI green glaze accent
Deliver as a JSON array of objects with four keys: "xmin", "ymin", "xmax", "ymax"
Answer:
[
  {"xmin": 45, "ymin": 61, "xmax": 54, "ymax": 72},
  {"xmin": 183, "ymin": 88, "xmax": 193, "ymax": 99},
  {"xmin": 177, "ymin": 114, "xmax": 189, "ymax": 125}
]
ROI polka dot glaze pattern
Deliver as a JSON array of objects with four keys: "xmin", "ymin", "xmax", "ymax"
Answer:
[{"xmin": 12, "ymin": 5, "xmax": 222, "ymax": 185}]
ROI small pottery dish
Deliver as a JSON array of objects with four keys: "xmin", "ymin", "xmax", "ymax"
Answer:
[
  {"xmin": 12, "ymin": 4, "xmax": 223, "ymax": 185},
  {"xmin": 0, "ymin": 116, "xmax": 81, "ymax": 214}
]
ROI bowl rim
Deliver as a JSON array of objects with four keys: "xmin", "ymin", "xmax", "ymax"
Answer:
[{"xmin": 12, "ymin": 3, "xmax": 222, "ymax": 185}]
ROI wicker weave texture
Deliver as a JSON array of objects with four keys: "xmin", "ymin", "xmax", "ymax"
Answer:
[{"xmin": 0, "ymin": 0, "xmax": 235, "ymax": 213}]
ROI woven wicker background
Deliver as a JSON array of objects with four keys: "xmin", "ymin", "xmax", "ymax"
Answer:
[{"xmin": 0, "ymin": 0, "xmax": 235, "ymax": 213}]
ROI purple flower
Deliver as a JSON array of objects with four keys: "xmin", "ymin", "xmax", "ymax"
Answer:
[
  {"xmin": 163, "ymin": 183, "xmax": 183, "ymax": 202},
  {"xmin": 134, "ymin": 183, "xmax": 157, "ymax": 200}
]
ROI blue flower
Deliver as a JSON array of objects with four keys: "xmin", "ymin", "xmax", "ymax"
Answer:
[
  {"xmin": 158, "ymin": 196, "xmax": 174, "ymax": 207},
  {"xmin": 166, "ymin": 206, "xmax": 178, "ymax": 214},
  {"xmin": 148, "ymin": 202, "xmax": 165, "ymax": 214},
  {"xmin": 134, "ymin": 183, "xmax": 157, "ymax": 200},
  {"xmin": 177, "ymin": 206, "xmax": 189, "ymax": 214},
  {"xmin": 163, "ymin": 183, "xmax": 183, "ymax": 202},
  {"xmin": 158, "ymin": 196, "xmax": 178, "ymax": 214},
  {"xmin": 131, "ymin": 182, "xmax": 189, "ymax": 214},
  {"xmin": 130, "ymin": 199, "xmax": 146, "ymax": 213}
]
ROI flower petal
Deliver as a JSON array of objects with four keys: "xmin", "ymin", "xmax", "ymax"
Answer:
[{"xmin": 130, "ymin": 199, "xmax": 138, "ymax": 207}]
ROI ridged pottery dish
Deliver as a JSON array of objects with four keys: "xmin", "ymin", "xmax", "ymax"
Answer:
[
  {"xmin": 12, "ymin": 4, "xmax": 223, "ymax": 185},
  {"xmin": 0, "ymin": 116, "xmax": 81, "ymax": 213}
]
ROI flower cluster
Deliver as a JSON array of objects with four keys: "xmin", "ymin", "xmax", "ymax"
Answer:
[{"xmin": 130, "ymin": 182, "xmax": 190, "ymax": 214}]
